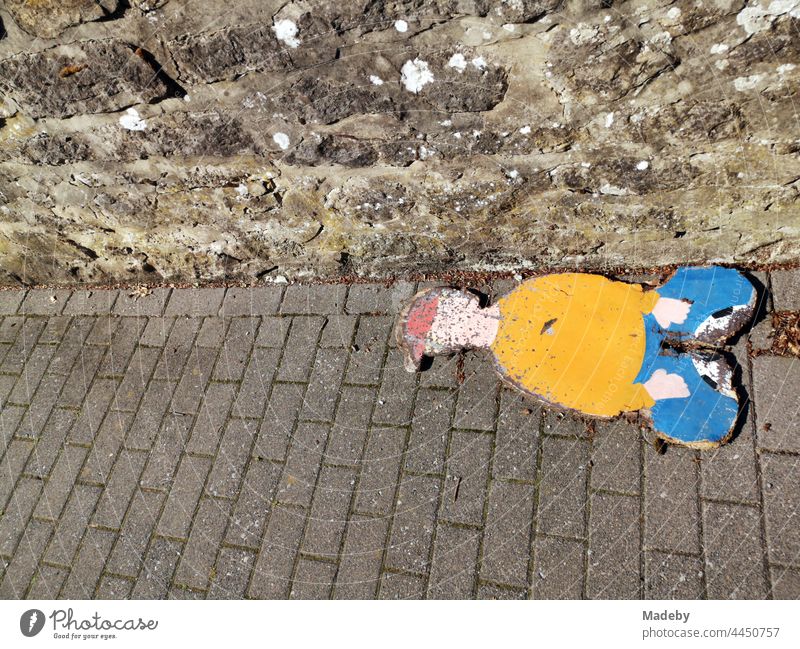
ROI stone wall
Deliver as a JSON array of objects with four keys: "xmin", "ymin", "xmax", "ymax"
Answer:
[{"xmin": 0, "ymin": 0, "xmax": 798, "ymax": 286}]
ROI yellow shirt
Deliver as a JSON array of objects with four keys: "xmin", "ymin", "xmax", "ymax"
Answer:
[{"xmin": 490, "ymin": 274, "xmax": 660, "ymax": 417}]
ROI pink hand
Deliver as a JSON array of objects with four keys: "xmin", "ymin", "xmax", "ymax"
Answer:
[
  {"xmin": 643, "ymin": 369, "xmax": 690, "ymax": 401},
  {"xmin": 651, "ymin": 297, "xmax": 691, "ymax": 328}
]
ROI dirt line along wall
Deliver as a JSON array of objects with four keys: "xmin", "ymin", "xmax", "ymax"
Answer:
[{"xmin": 0, "ymin": 0, "xmax": 798, "ymax": 287}]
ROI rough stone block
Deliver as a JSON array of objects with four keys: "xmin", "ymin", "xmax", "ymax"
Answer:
[
  {"xmin": 427, "ymin": 523, "xmax": 480, "ymax": 599},
  {"xmin": 248, "ymin": 505, "xmax": 306, "ymax": 599},
  {"xmin": 752, "ymin": 356, "xmax": 800, "ymax": 453},
  {"xmin": 60, "ymin": 527, "xmax": 116, "ymax": 599},
  {"xmin": 440, "ymin": 431, "xmax": 491, "ymax": 526},
  {"xmin": 206, "ymin": 418, "xmax": 258, "ymax": 499},
  {"xmin": 333, "ymin": 515, "xmax": 389, "ymax": 599},
  {"xmin": 174, "ymin": 498, "xmax": 232, "ymax": 590},
  {"xmin": 645, "ymin": 550, "xmax": 704, "ymax": 600},
  {"xmin": 220, "ymin": 286, "xmax": 284, "ymax": 316},
  {"xmin": 493, "ymin": 389, "xmax": 539, "ymax": 481},
  {"xmin": 302, "ymin": 464, "xmax": 357, "ymax": 559},
  {"xmin": 536, "ymin": 436, "xmax": 588, "ymax": 539},
  {"xmin": 224, "ymin": 457, "xmax": 282, "ymax": 549},
  {"xmin": 644, "ymin": 445, "xmax": 701, "ymax": 554},
  {"xmin": 586, "ymin": 493, "xmax": 641, "ymax": 599},
  {"xmin": 532, "ymin": 535, "xmax": 585, "ymax": 600},
  {"xmin": 354, "ymin": 426, "xmax": 406, "ymax": 516},
  {"xmin": 385, "ymin": 473, "xmax": 440, "ymax": 574},
  {"xmin": 771, "ymin": 269, "xmax": 800, "ymax": 311},
  {"xmin": 290, "ymin": 559, "xmax": 336, "ymax": 600},
  {"xmin": 480, "ymin": 480, "xmax": 534, "ymax": 588},
  {"xmin": 209, "ymin": 548, "xmax": 256, "ymax": 599},
  {"xmin": 760, "ymin": 453, "xmax": 800, "ymax": 568},
  {"xmin": 702, "ymin": 501, "xmax": 768, "ymax": 599}
]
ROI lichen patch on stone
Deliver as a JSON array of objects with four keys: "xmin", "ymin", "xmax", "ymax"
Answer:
[
  {"xmin": 119, "ymin": 108, "xmax": 147, "ymax": 131},
  {"xmin": 400, "ymin": 58, "xmax": 434, "ymax": 93},
  {"xmin": 273, "ymin": 19, "xmax": 301, "ymax": 48},
  {"xmin": 273, "ymin": 132, "xmax": 291, "ymax": 150},
  {"xmin": 447, "ymin": 53, "xmax": 467, "ymax": 73}
]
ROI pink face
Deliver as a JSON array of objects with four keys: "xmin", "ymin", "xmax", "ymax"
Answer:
[{"xmin": 429, "ymin": 293, "xmax": 500, "ymax": 350}]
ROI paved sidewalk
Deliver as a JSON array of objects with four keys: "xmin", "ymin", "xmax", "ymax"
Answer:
[{"xmin": 0, "ymin": 270, "xmax": 798, "ymax": 600}]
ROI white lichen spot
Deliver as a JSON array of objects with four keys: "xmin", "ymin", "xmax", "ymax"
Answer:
[
  {"xmin": 569, "ymin": 23, "xmax": 599, "ymax": 45},
  {"xmin": 471, "ymin": 56, "xmax": 487, "ymax": 70},
  {"xmin": 737, "ymin": 5, "xmax": 771, "ymax": 33},
  {"xmin": 272, "ymin": 132, "xmax": 291, "ymax": 150},
  {"xmin": 604, "ymin": 14, "xmax": 612, "ymax": 22},
  {"xmin": 507, "ymin": 169, "xmax": 519, "ymax": 179},
  {"xmin": 419, "ymin": 145, "xmax": 434, "ymax": 160},
  {"xmin": 605, "ymin": 112, "xmax": 615, "ymax": 128},
  {"xmin": 440, "ymin": 119, "xmax": 452, "ymax": 126},
  {"xmin": 394, "ymin": 19, "xmax": 408, "ymax": 32},
  {"xmin": 453, "ymin": 132, "xmax": 462, "ymax": 139},
  {"xmin": 273, "ymin": 19, "xmax": 300, "ymax": 48},
  {"xmin": 581, "ymin": 162, "xmax": 592, "ymax": 168},
  {"xmin": 599, "ymin": 183, "xmax": 629, "ymax": 196},
  {"xmin": 650, "ymin": 31, "xmax": 672, "ymax": 47},
  {"xmin": 778, "ymin": 63, "xmax": 797, "ymax": 75},
  {"xmin": 119, "ymin": 107, "xmax": 146, "ymax": 131},
  {"xmin": 666, "ymin": 7, "xmax": 682, "ymax": 20},
  {"xmin": 369, "ymin": 75, "xmax": 384, "ymax": 85},
  {"xmin": 737, "ymin": 1, "xmax": 800, "ymax": 35},
  {"xmin": 519, "ymin": 125, "xmax": 531, "ymax": 135},
  {"xmin": 715, "ymin": 59, "xmax": 730, "ymax": 70},
  {"xmin": 733, "ymin": 74, "xmax": 764, "ymax": 91},
  {"xmin": 710, "ymin": 43, "xmax": 729, "ymax": 55},
  {"xmin": 636, "ymin": 160, "xmax": 649, "ymax": 170},
  {"xmin": 183, "ymin": 94, "xmax": 191, "ymax": 102},
  {"xmin": 482, "ymin": 30, "xmax": 492, "ymax": 39},
  {"xmin": 401, "ymin": 58, "xmax": 434, "ymax": 93},
  {"xmin": 448, "ymin": 53, "xmax": 467, "ymax": 73},
  {"xmin": 236, "ymin": 183, "xmax": 248, "ymax": 196},
  {"xmin": 502, "ymin": 23, "xmax": 516, "ymax": 32}
]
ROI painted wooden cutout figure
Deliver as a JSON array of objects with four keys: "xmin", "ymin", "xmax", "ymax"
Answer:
[{"xmin": 396, "ymin": 267, "xmax": 757, "ymax": 449}]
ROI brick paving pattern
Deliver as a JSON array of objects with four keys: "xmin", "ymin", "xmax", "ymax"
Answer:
[{"xmin": 0, "ymin": 270, "xmax": 798, "ymax": 599}]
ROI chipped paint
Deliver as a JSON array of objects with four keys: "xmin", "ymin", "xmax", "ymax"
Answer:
[{"xmin": 397, "ymin": 267, "xmax": 756, "ymax": 448}]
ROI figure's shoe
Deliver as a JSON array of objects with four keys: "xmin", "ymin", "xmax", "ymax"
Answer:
[
  {"xmin": 646, "ymin": 350, "xmax": 741, "ymax": 448},
  {"xmin": 655, "ymin": 266, "xmax": 757, "ymax": 344}
]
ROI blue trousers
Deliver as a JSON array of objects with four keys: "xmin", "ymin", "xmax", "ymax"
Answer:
[{"xmin": 633, "ymin": 267, "xmax": 756, "ymax": 445}]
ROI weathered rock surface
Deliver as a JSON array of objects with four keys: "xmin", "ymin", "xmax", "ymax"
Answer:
[
  {"xmin": 2, "ymin": 0, "xmax": 118, "ymax": 39},
  {"xmin": 0, "ymin": 0, "xmax": 798, "ymax": 286},
  {"xmin": 0, "ymin": 39, "xmax": 172, "ymax": 119}
]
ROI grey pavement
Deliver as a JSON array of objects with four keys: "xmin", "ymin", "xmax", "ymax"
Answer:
[{"xmin": 0, "ymin": 270, "xmax": 799, "ymax": 599}]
